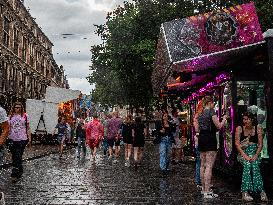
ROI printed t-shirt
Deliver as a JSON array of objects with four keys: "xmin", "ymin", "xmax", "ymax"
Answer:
[{"xmin": 9, "ymin": 114, "xmax": 29, "ymax": 141}]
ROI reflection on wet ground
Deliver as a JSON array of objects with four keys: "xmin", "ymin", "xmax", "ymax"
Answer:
[{"xmin": 0, "ymin": 143, "xmax": 271, "ymax": 204}]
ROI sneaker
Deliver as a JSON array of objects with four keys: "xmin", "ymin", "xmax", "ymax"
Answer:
[
  {"xmin": 113, "ymin": 159, "xmax": 118, "ymax": 163},
  {"xmin": 0, "ymin": 192, "xmax": 5, "ymax": 205},
  {"xmin": 242, "ymin": 192, "xmax": 253, "ymax": 202},
  {"xmin": 196, "ymin": 185, "xmax": 203, "ymax": 190},
  {"xmin": 125, "ymin": 161, "xmax": 130, "ymax": 167},
  {"xmin": 108, "ymin": 155, "xmax": 112, "ymax": 160},
  {"xmin": 203, "ymin": 191, "xmax": 218, "ymax": 199},
  {"xmin": 201, "ymin": 187, "xmax": 213, "ymax": 195},
  {"xmin": 260, "ymin": 191, "xmax": 268, "ymax": 202}
]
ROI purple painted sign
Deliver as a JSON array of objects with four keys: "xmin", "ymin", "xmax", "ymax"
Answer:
[{"xmin": 163, "ymin": 2, "xmax": 264, "ymax": 71}]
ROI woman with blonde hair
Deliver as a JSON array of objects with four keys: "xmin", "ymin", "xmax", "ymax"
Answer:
[
  {"xmin": 8, "ymin": 102, "xmax": 31, "ymax": 181},
  {"xmin": 194, "ymin": 96, "xmax": 226, "ymax": 199}
]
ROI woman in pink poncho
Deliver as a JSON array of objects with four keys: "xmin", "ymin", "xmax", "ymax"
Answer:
[{"xmin": 85, "ymin": 113, "xmax": 104, "ymax": 161}]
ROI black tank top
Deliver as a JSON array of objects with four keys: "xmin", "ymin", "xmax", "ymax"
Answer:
[{"xmin": 240, "ymin": 126, "xmax": 258, "ymax": 143}]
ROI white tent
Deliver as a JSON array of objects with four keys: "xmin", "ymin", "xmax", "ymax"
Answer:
[{"xmin": 26, "ymin": 87, "xmax": 81, "ymax": 134}]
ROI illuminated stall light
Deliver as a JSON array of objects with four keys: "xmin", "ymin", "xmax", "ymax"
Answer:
[{"xmin": 183, "ymin": 73, "xmax": 231, "ymax": 104}]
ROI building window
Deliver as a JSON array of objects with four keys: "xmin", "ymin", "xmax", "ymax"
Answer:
[
  {"xmin": 41, "ymin": 58, "xmax": 45, "ymax": 75},
  {"xmin": 36, "ymin": 51, "xmax": 41, "ymax": 72},
  {"xmin": 13, "ymin": 29, "xmax": 19, "ymax": 56},
  {"xmin": 29, "ymin": 44, "xmax": 34, "ymax": 67},
  {"xmin": 3, "ymin": 17, "xmax": 10, "ymax": 48},
  {"xmin": 22, "ymin": 37, "xmax": 27, "ymax": 62}
]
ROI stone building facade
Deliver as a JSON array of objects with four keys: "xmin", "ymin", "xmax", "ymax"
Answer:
[{"xmin": 0, "ymin": 0, "xmax": 69, "ymax": 110}]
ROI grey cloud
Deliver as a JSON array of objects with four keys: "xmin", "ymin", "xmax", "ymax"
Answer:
[
  {"xmin": 25, "ymin": 0, "xmax": 128, "ymax": 92},
  {"xmin": 68, "ymin": 78, "xmax": 95, "ymax": 94}
]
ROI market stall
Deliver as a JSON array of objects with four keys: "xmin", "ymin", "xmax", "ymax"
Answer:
[
  {"xmin": 152, "ymin": 2, "xmax": 273, "ymax": 187},
  {"xmin": 26, "ymin": 86, "xmax": 81, "ymax": 144}
]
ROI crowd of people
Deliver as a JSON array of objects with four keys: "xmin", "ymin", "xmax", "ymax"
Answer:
[{"xmin": 0, "ymin": 97, "xmax": 270, "ymax": 203}]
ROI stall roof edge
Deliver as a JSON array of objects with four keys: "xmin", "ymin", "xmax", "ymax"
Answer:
[{"xmin": 263, "ymin": 29, "xmax": 273, "ymax": 38}]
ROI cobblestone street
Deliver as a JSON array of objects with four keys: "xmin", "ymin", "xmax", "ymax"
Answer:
[
  {"xmin": 0, "ymin": 144, "xmax": 60, "ymax": 168},
  {"xmin": 0, "ymin": 143, "xmax": 271, "ymax": 205}
]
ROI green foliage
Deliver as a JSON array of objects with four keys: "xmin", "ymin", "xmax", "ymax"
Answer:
[{"xmin": 89, "ymin": 0, "xmax": 196, "ymax": 109}]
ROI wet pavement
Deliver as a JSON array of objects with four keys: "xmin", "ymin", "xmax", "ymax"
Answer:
[
  {"xmin": 0, "ymin": 144, "xmax": 60, "ymax": 167},
  {"xmin": 0, "ymin": 142, "xmax": 272, "ymax": 205}
]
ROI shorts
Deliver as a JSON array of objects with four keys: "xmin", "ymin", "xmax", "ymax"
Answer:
[
  {"xmin": 198, "ymin": 130, "xmax": 217, "ymax": 152},
  {"xmin": 86, "ymin": 139, "xmax": 100, "ymax": 149},
  {"xmin": 57, "ymin": 135, "xmax": 66, "ymax": 144},
  {"xmin": 115, "ymin": 139, "xmax": 121, "ymax": 147},
  {"xmin": 107, "ymin": 138, "xmax": 115, "ymax": 147}
]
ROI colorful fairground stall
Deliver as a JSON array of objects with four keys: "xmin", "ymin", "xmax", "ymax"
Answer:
[{"xmin": 152, "ymin": 2, "xmax": 273, "ymax": 188}]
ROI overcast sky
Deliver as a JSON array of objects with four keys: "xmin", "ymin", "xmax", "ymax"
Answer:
[{"xmin": 25, "ymin": 0, "xmax": 126, "ymax": 94}]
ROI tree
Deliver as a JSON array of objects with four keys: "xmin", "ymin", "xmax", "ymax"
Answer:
[{"xmin": 88, "ymin": 0, "xmax": 196, "ymax": 111}]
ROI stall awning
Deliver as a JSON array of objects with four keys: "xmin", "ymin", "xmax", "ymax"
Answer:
[
  {"xmin": 152, "ymin": 2, "xmax": 264, "ymax": 95},
  {"xmin": 167, "ymin": 74, "xmax": 212, "ymax": 91}
]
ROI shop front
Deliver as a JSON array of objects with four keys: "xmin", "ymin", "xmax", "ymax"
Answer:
[{"xmin": 152, "ymin": 2, "xmax": 273, "ymax": 189}]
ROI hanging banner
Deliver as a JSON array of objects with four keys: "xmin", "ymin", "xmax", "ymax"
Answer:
[{"xmin": 163, "ymin": 2, "xmax": 263, "ymax": 64}]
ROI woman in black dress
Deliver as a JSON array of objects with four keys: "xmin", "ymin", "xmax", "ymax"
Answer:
[
  {"xmin": 132, "ymin": 116, "xmax": 147, "ymax": 168},
  {"xmin": 121, "ymin": 115, "xmax": 133, "ymax": 167}
]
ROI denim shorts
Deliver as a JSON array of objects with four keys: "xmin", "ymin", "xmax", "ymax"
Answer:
[{"xmin": 57, "ymin": 135, "xmax": 66, "ymax": 144}]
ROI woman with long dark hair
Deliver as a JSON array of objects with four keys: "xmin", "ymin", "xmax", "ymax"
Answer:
[
  {"xmin": 121, "ymin": 115, "xmax": 133, "ymax": 167},
  {"xmin": 194, "ymin": 96, "xmax": 226, "ymax": 199},
  {"xmin": 159, "ymin": 111, "xmax": 175, "ymax": 174},
  {"xmin": 132, "ymin": 116, "xmax": 147, "ymax": 168},
  {"xmin": 235, "ymin": 112, "xmax": 268, "ymax": 202},
  {"xmin": 8, "ymin": 102, "xmax": 31, "ymax": 181}
]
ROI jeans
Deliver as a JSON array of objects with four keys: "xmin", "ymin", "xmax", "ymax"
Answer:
[
  {"xmin": 195, "ymin": 147, "xmax": 201, "ymax": 185},
  {"xmin": 77, "ymin": 138, "xmax": 86, "ymax": 157},
  {"xmin": 103, "ymin": 137, "xmax": 108, "ymax": 155},
  {"xmin": 9, "ymin": 140, "xmax": 28, "ymax": 178},
  {"xmin": 0, "ymin": 145, "xmax": 6, "ymax": 165},
  {"xmin": 159, "ymin": 136, "xmax": 172, "ymax": 171}
]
